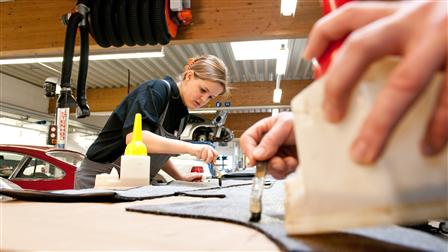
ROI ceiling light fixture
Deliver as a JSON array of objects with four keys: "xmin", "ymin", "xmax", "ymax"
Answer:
[
  {"xmin": 281, "ymin": 0, "xmax": 298, "ymax": 16},
  {"xmin": 231, "ymin": 39, "xmax": 288, "ymax": 60},
  {"xmin": 273, "ymin": 75, "xmax": 283, "ymax": 103},
  {"xmin": 273, "ymin": 88, "xmax": 283, "ymax": 103},
  {"xmin": 0, "ymin": 50, "xmax": 165, "ymax": 65},
  {"xmin": 276, "ymin": 43, "xmax": 289, "ymax": 75}
]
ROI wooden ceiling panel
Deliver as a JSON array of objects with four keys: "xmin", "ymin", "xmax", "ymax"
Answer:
[{"xmin": 0, "ymin": 0, "xmax": 321, "ymax": 57}]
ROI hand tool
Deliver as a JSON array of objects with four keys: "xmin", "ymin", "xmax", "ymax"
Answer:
[{"xmin": 249, "ymin": 161, "xmax": 267, "ymax": 222}]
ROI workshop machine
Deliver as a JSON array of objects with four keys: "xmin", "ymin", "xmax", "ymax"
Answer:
[{"xmin": 180, "ymin": 111, "xmax": 234, "ymax": 143}]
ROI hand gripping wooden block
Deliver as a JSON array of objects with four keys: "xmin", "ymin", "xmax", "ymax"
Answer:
[{"xmin": 285, "ymin": 58, "xmax": 448, "ymax": 235}]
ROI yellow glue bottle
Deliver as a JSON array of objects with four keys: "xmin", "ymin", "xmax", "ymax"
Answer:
[
  {"xmin": 120, "ymin": 113, "xmax": 151, "ymax": 187},
  {"xmin": 125, "ymin": 113, "xmax": 147, "ymax": 156}
]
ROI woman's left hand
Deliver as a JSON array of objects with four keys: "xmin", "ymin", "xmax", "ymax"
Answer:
[{"xmin": 179, "ymin": 172, "xmax": 203, "ymax": 182}]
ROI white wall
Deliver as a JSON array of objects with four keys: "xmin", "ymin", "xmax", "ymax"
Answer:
[
  {"xmin": 0, "ymin": 123, "xmax": 95, "ymax": 154},
  {"xmin": 0, "ymin": 73, "xmax": 97, "ymax": 154},
  {"xmin": 0, "ymin": 124, "xmax": 48, "ymax": 145},
  {"xmin": 0, "ymin": 73, "xmax": 48, "ymax": 113}
]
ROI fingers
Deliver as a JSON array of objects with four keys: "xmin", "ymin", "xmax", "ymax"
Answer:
[
  {"xmin": 182, "ymin": 172, "xmax": 203, "ymax": 182},
  {"xmin": 240, "ymin": 116, "xmax": 275, "ymax": 165},
  {"xmin": 350, "ymin": 30, "xmax": 446, "ymax": 164},
  {"xmin": 240, "ymin": 113, "xmax": 295, "ymax": 167},
  {"xmin": 421, "ymin": 77, "xmax": 448, "ymax": 155},
  {"xmin": 323, "ymin": 15, "xmax": 403, "ymax": 122},
  {"xmin": 198, "ymin": 145, "xmax": 217, "ymax": 164},
  {"xmin": 190, "ymin": 172, "xmax": 203, "ymax": 182},
  {"xmin": 252, "ymin": 113, "xmax": 295, "ymax": 161},
  {"xmin": 207, "ymin": 148, "xmax": 218, "ymax": 163},
  {"xmin": 268, "ymin": 156, "xmax": 298, "ymax": 179},
  {"xmin": 303, "ymin": 1, "xmax": 399, "ymax": 61}
]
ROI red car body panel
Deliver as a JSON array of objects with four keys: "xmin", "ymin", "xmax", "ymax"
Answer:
[{"xmin": 0, "ymin": 145, "xmax": 84, "ymax": 190}]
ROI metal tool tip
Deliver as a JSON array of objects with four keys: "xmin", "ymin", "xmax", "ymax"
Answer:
[{"xmin": 249, "ymin": 212, "xmax": 261, "ymax": 222}]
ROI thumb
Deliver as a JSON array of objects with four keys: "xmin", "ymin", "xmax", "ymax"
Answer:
[{"xmin": 253, "ymin": 145, "xmax": 269, "ymax": 160}]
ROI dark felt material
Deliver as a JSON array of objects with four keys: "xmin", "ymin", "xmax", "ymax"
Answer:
[
  {"xmin": 0, "ymin": 179, "xmax": 250, "ymax": 202},
  {"xmin": 127, "ymin": 181, "xmax": 448, "ymax": 252},
  {"xmin": 0, "ymin": 189, "xmax": 120, "ymax": 203}
]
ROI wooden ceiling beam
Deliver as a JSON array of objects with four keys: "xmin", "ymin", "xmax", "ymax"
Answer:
[{"xmin": 0, "ymin": 0, "xmax": 322, "ymax": 58}]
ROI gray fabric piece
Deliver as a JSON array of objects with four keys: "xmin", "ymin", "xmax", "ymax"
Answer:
[
  {"xmin": 0, "ymin": 179, "xmax": 251, "ymax": 202},
  {"xmin": 127, "ymin": 181, "xmax": 448, "ymax": 252}
]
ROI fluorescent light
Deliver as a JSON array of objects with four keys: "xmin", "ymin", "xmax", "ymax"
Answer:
[
  {"xmin": 38, "ymin": 62, "xmax": 61, "ymax": 73},
  {"xmin": 273, "ymin": 88, "xmax": 282, "ymax": 103},
  {"xmin": 276, "ymin": 43, "xmax": 289, "ymax": 75},
  {"xmin": 281, "ymin": 0, "xmax": 298, "ymax": 16},
  {"xmin": 0, "ymin": 57, "xmax": 64, "ymax": 64},
  {"xmin": 231, "ymin": 39, "xmax": 288, "ymax": 60},
  {"xmin": 0, "ymin": 51, "xmax": 165, "ymax": 65},
  {"xmin": 89, "ymin": 51, "xmax": 164, "ymax": 60}
]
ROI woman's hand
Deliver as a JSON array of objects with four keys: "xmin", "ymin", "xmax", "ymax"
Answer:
[
  {"xmin": 189, "ymin": 143, "xmax": 218, "ymax": 164},
  {"xmin": 178, "ymin": 172, "xmax": 203, "ymax": 182},
  {"xmin": 162, "ymin": 160, "xmax": 203, "ymax": 182},
  {"xmin": 304, "ymin": 1, "xmax": 448, "ymax": 163},
  {"xmin": 240, "ymin": 112, "xmax": 298, "ymax": 179}
]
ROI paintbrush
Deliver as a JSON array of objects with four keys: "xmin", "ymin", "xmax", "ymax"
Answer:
[
  {"xmin": 212, "ymin": 163, "xmax": 223, "ymax": 187},
  {"xmin": 249, "ymin": 161, "xmax": 267, "ymax": 222}
]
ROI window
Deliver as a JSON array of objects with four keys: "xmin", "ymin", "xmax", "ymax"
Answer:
[
  {"xmin": 0, "ymin": 151, "xmax": 24, "ymax": 178},
  {"xmin": 46, "ymin": 151, "xmax": 85, "ymax": 168},
  {"xmin": 15, "ymin": 157, "xmax": 65, "ymax": 180}
]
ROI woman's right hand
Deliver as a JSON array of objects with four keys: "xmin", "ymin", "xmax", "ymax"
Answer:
[{"xmin": 189, "ymin": 143, "xmax": 218, "ymax": 164}]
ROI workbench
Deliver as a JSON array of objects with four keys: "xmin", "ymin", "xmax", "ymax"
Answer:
[
  {"xmin": 1, "ymin": 180, "xmax": 446, "ymax": 251},
  {"xmin": 1, "ymin": 196, "xmax": 278, "ymax": 251}
]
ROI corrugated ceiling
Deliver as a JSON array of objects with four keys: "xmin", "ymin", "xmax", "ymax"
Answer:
[{"xmin": 0, "ymin": 38, "xmax": 312, "ymax": 89}]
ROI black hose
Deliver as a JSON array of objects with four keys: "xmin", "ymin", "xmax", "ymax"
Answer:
[
  {"xmin": 76, "ymin": 25, "xmax": 90, "ymax": 118},
  {"xmin": 61, "ymin": 12, "xmax": 83, "ymax": 89},
  {"xmin": 103, "ymin": 0, "xmax": 124, "ymax": 47},
  {"xmin": 90, "ymin": 0, "xmax": 110, "ymax": 47},
  {"xmin": 85, "ymin": 0, "xmax": 171, "ymax": 47},
  {"xmin": 151, "ymin": 0, "xmax": 170, "ymax": 45},
  {"xmin": 58, "ymin": 12, "xmax": 83, "ymax": 109},
  {"xmin": 139, "ymin": 0, "xmax": 156, "ymax": 45},
  {"xmin": 60, "ymin": 0, "xmax": 176, "ymax": 114},
  {"xmin": 116, "ymin": 0, "xmax": 135, "ymax": 46},
  {"xmin": 127, "ymin": 0, "xmax": 146, "ymax": 46}
]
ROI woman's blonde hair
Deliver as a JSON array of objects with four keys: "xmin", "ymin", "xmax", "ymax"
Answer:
[{"xmin": 182, "ymin": 55, "xmax": 229, "ymax": 95}]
